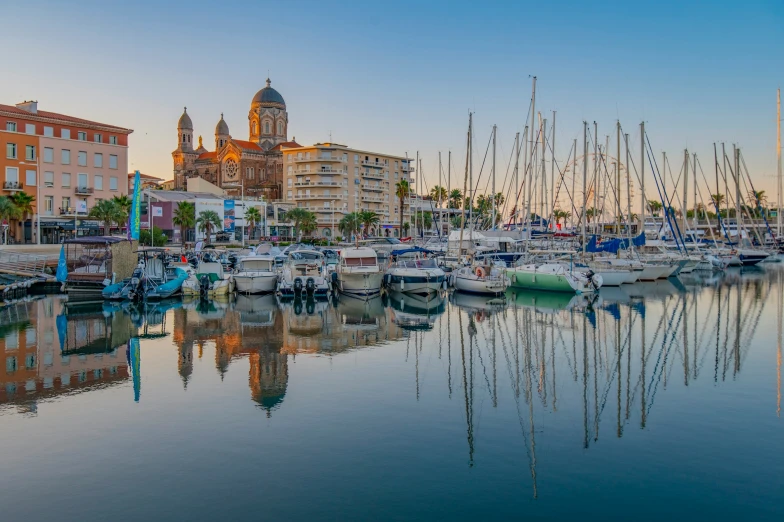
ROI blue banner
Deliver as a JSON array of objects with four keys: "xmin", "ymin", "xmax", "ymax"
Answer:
[
  {"xmin": 56, "ymin": 313, "xmax": 67, "ymax": 352},
  {"xmin": 128, "ymin": 170, "xmax": 141, "ymax": 240},
  {"xmin": 223, "ymin": 200, "xmax": 235, "ymax": 233},
  {"xmin": 56, "ymin": 244, "xmax": 68, "ymax": 283},
  {"xmin": 126, "ymin": 338, "xmax": 141, "ymax": 402}
]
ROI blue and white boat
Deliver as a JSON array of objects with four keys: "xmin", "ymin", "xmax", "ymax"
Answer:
[{"xmin": 384, "ymin": 247, "xmax": 446, "ymax": 296}]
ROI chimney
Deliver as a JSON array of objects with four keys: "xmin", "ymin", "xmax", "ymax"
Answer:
[{"xmin": 16, "ymin": 100, "xmax": 38, "ymax": 114}]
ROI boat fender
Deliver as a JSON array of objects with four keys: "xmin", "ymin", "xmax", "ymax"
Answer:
[
  {"xmin": 400, "ymin": 279, "xmax": 404, "ymax": 291},
  {"xmin": 591, "ymin": 274, "xmax": 603, "ymax": 290},
  {"xmin": 475, "ymin": 267, "xmax": 486, "ymax": 278},
  {"xmin": 442, "ymin": 280, "xmax": 447, "ymax": 290}
]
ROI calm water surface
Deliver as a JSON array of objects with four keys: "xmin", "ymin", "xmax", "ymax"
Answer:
[{"xmin": 1, "ymin": 267, "xmax": 783, "ymax": 521}]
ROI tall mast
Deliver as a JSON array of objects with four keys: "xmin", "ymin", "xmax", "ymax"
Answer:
[
  {"xmin": 491, "ymin": 124, "xmax": 497, "ymax": 230},
  {"xmin": 572, "ymin": 138, "xmax": 577, "ymax": 231},
  {"xmin": 683, "ymin": 149, "xmax": 689, "ymax": 237},
  {"xmin": 616, "ymin": 121, "xmax": 621, "ymax": 236},
  {"xmin": 582, "ymin": 121, "xmax": 588, "ymax": 256},
  {"xmin": 541, "ymin": 117, "xmax": 547, "ymax": 231},
  {"xmin": 693, "ymin": 152, "xmax": 698, "ymax": 230},
  {"xmin": 663, "ymin": 151, "xmax": 667, "ymax": 204},
  {"xmin": 439, "ymin": 151, "xmax": 443, "ymax": 234},
  {"xmin": 722, "ymin": 143, "xmax": 729, "ymax": 222},
  {"xmin": 626, "ymin": 133, "xmax": 632, "ymax": 242},
  {"xmin": 734, "ymin": 145, "xmax": 742, "ymax": 243},
  {"xmin": 593, "ymin": 122, "xmax": 598, "ymax": 234},
  {"xmin": 415, "ymin": 150, "xmax": 420, "ymax": 239},
  {"xmin": 640, "ymin": 122, "xmax": 646, "ymax": 229},
  {"xmin": 458, "ymin": 117, "xmax": 470, "ymax": 257},
  {"xmin": 469, "ymin": 112, "xmax": 473, "ymax": 230},
  {"xmin": 447, "ymin": 150, "xmax": 451, "ymax": 232},
  {"xmin": 527, "ymin": 76, "xmax": 537, "ymax": 235},
  {"xmin": 550, "ymin": 111, "xmax": 556, "ymax": 232},
  {"xmin": 512, "ymin": 132, "xmax": 520, "ymax": 230},
  {"xmin": 778, "ymin": 88, "xmax": 782, "ymax": 240},
  {"xmin": 521, "ymin": 126, "xmax": 529, "ymax": 231}
]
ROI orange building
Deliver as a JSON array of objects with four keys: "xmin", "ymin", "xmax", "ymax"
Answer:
[{"xmin": 0, "ymin": 129, "xmax": 40, "ymax": 242}]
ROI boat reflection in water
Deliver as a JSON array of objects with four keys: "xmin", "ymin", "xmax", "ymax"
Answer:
[
  {"xmin": 387, "ymin": 290, "xmax": 446, "ymax": 331},
  {"xmin": 0, "ymin": 296, "xmax": 136, "ymax": 414}
]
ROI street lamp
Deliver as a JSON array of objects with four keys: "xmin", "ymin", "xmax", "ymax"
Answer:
[
  {"xmin": 19, "ymin": 157, "xmax": 40, "ymax": 244},
  {"xmin": 331, "ymin": 199, "xmax": 336, "ymax": 244}
]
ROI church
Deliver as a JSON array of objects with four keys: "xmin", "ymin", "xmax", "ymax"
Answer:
[{"xmin": 172, "ymin": 79, "xmax": 300, "ymax": 200}]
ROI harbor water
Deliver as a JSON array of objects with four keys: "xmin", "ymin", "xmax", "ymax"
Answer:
[{"xmin": 1, "ymin": 266, "xmax": 783, "ymax": 521}]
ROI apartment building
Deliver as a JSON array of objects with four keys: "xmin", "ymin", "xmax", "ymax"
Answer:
[
  {"xmin": 280, "ymin": 142, "xmax": 414, "ymax": 237},
  {"xmin": 1, "ymin": 101, "xmax": 133, "ymax": 243}
]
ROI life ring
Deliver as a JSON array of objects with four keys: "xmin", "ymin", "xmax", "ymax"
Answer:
[{"xmin": 475, "ymin": 266, "xmax": 486, "ymax": 278}]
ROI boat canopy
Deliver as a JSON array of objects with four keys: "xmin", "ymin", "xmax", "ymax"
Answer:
[{"xmin": 390, "ymin": 246, "xmax": 434, "ymax": 257}]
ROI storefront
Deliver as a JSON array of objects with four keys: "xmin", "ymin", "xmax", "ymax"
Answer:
[{"xmin": 39, "ymin": 219, "xmax": 106, "ymax": 243}]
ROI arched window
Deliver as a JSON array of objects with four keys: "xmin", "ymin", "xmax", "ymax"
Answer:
[
  {"xmin": 264, "ymin": 122, "xmax": 270, "ymax": 134},
  {"xmin": 182, "ymin": 134, "xmax": 186, "ymax": 143},
  {"xmin": 252, "ymin": 122, "xmax": 257, "ymax": 135},
  {"xmin": 277, "ymin": 121, "xmax": 283, "ymax": 135}
]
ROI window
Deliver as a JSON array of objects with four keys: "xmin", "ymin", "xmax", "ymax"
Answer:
[
  {"xmin": 61, "ymin": 149, "xmax": 71, "ymax": 164},
  {"xmin": 62, "ymin": 197, "xmax": 70, "ymax": 210},
  {"xmin": 25, "ymin": 123, "xmax": 35, "ymax": 134},
  {"xmin": 6, "ymin": 356, "xmax": 17, "ymax": 373},
  {"xmin": 62, "ymin": 173, "xmax": 71, "ymax": 187},
  {"xmin": 354, "ymin": 167, "xmax": 359, "ymax": 176},
  {"xmin": 44, "ymin": 171, "xmax": 54, "ymax": 187},
  {"xmin": 77, "ymin": 131, "xmax": 86, "ymax": 141},
  {"xmin": 5, "ymin": 167, "xmax": 19, "ymax": 183},
  {"xmin": 43, "ymin": 147, "xmax": 54, "ymax": 163},
  {"xmin": 26, "ymin": 169, "xmax": 36, "ymax": 186},
  {"xmin": 44, "ymin": 126, "xmax": 54, "ymax": 137},
  {"xmin": 109, "ymin": 154, "xmax": 118, "ymax": 169},
  {"xmin": 109, "ymin": 135, "xmax": 117, "ymax": 145},
  {"xmin": 25, "ymin": 145, "xmax": 36, "ymax": 160},
  {"xmin": 77, "ymin": 151, "xmax": 87, "ymax": 166},
  {"xmin": 109, "ymin": 176, "xmax": 118, "ymax": 190},
  {"xmin": 6, "ymin": 142, "xmax": 16, "ymax": 159},
  {"xmin": 78, "ymin": 173, "xmax": 88, "ymax": 188},
  {"xmin": 264, "ymin": 121, "xmax": 270, "ymax": 134},
  {"xmin": 44, "ymin": 196, "xmax": 53, "ymax": 215},
  {"xmin": 287, "ymin": 190, "xmax": 292, "ymax": 199},
  {"xmin": 94, "ymin": 175, "xmax": 103, "ymax": 190},
  {"xmin": 94, "ymin": 133, "xmax": 102, "ymax": 143},
  {"xmin": 252, "ymin": 122, "xmax": 257, "ymax": 134},
  {"xmin": 6, "ymin": 121, "xmax": 17, "ymax": 132},
  {"xmin": 94, "ymin": 153, "xmax": 103, "ymax": 168},
  {"xmin": 287, "ymin": 178, "xmax": 293, "ymax": 187},
  {"xmin": 277, "ymin": 121, "xmax": 283, "ymax": 135},
  {"xmin": 25, "ymin": 354, "xmax": 36, "ymax": 369},
  {"xmin": 61, "ymin": 128, "xmax": 71, "ymax": 139}
]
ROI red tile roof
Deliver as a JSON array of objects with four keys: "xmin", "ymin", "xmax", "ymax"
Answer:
[
  {"xmin": 197, "ymin": 151, "xmax": 217, "ymax": 160},
  {"xmin": 0, "ymin": 103, "xmax": 133, "ymax": 133},
  {"xmin": 232, "ymin": 139, "xmax": 263, "ymax": 151},
  {"xmin": 272, "ymin": 140, "xmax": 302, "ymax": 151}
]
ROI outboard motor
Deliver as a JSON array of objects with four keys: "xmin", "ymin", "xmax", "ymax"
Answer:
[
  {"xmin": 293, "ymin": 277, "xmax": 303, "ymax": 295},
  {"xmin": 306, "ymin": 297, "xmax": 316, "ymax": 315},
  {"xmin": 128, "ymin": 266, "xmax": 145, "ymax": 301},
  {"xmin": 331, "ymin": 271, "xmax": 339, "ymax": 290},
  {"xmin": 306, "ymin": 277, "xmax": 315, "ymax": 295},
  {"xmin": 199, "ymin": 274, "xmax": 211, "ymax": 299}
]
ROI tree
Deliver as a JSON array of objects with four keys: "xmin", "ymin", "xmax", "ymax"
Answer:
[
  {"xmin": 0, "ymin": 197, "xmax": 21, "ymax": 245},
  {"xmin": 553, "ymin": 209, "xmax": 571, "ymax": 226},
  {"xmin": 286, "ymin": 207, "xmax": 316, "ymax": 240},
  {"xmin": 430, "ymin": 185, "xmax": 448, "ymax": 208},
  {"xmin": 450, "ymin": 214, "xmax": 464, "ymax": 229},
  {"xmin": 647, "ymin": 200, "xmax": 663, "ymax": 216},
  {"xmin": 139, "ymin": 226, "xmax": 167, "ymax": 247},
  {"xmin": 299, "ymin": 213, "xmax": 318, "ymax": 237},
  {"xmin": 747, "ymin": 190, "xmax": 767, "ymax": 218},
  {"xmin": 448, "ymin": 189, "xmax": 463, "ymax": 209},
  {"xmin": 711, "ymin": 194, "xmax": 725, "ymax": 209},
  {"xmin": 9, "ymin": 192, "xmax": 34, "ymax": 242},
  {"xmin": 395, "ymin": 179, "xmax": 410, "ymax": 238},
  {"xmin": 585, "ymin": 207, "xmax": 599, "ymax": 223},
  {"xmin": 415, "ymin": 211, "xmax": 432, "ymax": 236},
  {"xmin": 112, "ymin": 194, "xmax": 132, "ymax": 215},
  {"xmin": 244, "ymin": 206, "xmax": 261, "ymax": 240},
  {"xmin": 196, "ymin": 210, "xmax": 221, "ymax": 241},
  {"xmin": 88, "ymin": 199, "xmax": 124, "ymax": 236},
  {"xmin": 172, "ymin": 201, "xmax": 196, "ymax": 246},
  {"xmin": 358, "ymin": 210, "xmax": 380, "ymax": 237},
  {"xmin": 403, "ymin": 222, "xmax": 411, "ymax": 236},
  {"xmin": 493, "ymin": 192, "xmax": 505, "ymax": 207},
  {"xmin": 339, "ymin": 212, "xmax": 360, "ymax": 238}
]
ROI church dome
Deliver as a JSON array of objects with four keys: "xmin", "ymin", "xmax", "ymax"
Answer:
[
  {"xmin": 251, "ymin": 79, "xmax": 286, "ymax": 108},
  {"xmin": 178, "ymin": 107, "xmax": 193, "ymax": 130},
  {"xmin": 215, "ymin": 113, "xmax": 229, "ymax": 136}
]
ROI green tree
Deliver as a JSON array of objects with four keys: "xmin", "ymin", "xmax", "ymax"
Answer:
[
  {"xmin": 395, "ymin": 179, "xmax": 410, "ymax": 239},
  {"xmin": 493, "ymin": 192, "xmax": 505, "ymax": 207},
  {"xmin": 9, "ymin": 192, "xmax": 34, "ymax": 242},
  {"xmin": 747, "ymin": 190, "xmax": 767, "ymax": 218},
  {"xmin": 244, "ymin": 206, "xmax": 261, "ymax": 240},
  {"xmin": 430, "ymin": 185, "xmax": 448, "ymax": 207},
  {"xmin": 0, "ymin": 196, "xmax": 21, "ymax": 244},
  {"xmin": 139, "ymin": 226, "xmax": 167, "ymax": 247},
  {"xmin": 286, "ymin": 207, "xmax": 317, "ymax": 239},
  {"xmin": 299, "ymin": 213, "xmax": 318, "ymax": 237},
  {"xmin": 553, "ymin": 209, "xmax": 571, "ymax": 226},
  {"xmin": 339, "ymin": 212, "xmax": 360, "ymax": 238},
  {"xmin": 88, "ymin": 199, "xmax": 124, "ymax": 236},
  {"xmin": 585, "ymin": 207, "xmax": 599, "ymax": 223},
  {"xmin": 647, "ymin": 200, "xmax": 663, "ymax": 216},
  {"xmin": 415, "ymin": 211, "xmax": 433, "ymax": 236},
  {"xmin": 403, "ymin": 222, "xmax": 411, "ymax": 236},
  {"xmin": 358, "ymin": 210, "xmax": 380, "ymax": 237},
  {"xmin": 450, "ymin": 214, "xmax": 464, "ymax": 229},
  {"xmin": 196, "ymin": 210, "xmax": 221, "ymax": 241},
  {"xmin": 448, "ymin": 189, "xmax": 463, "ymax": 209},
  {"xmin": 112, "ymin": 194, "xmax": 132, "ymax": 215},
  {"xmin": 172, "ymin": 201, "xmax": 196, "ymax": 246}
]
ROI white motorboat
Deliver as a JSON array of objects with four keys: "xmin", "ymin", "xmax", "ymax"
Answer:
[
  {"xmin": 451, "ymin": 263, "xmax": 508, "ymax": 295},
  {"xmin": 277, "ymin": 249, "xmax": 331, "ymax": 298},
  {"xmin": 335, "ymin": 247, "xmax": 384, "ymax": 298},
  {"xmin": 182, "ymin": 251, "xmax": 235, "ymax": 297},
  {"xmin": 384, "ymin": 248, "xmax": 447, "ymax": 295},
  {"xmin": 233, "ymin": 255, "xmax": 279, "ymax": 294}
]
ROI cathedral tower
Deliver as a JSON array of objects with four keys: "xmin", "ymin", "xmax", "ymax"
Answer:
[{"xmin": 248, "ymin": 78, "xmax": 288, "ymax": 151}]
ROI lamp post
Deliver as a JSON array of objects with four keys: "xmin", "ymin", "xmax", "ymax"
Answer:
[
  {"xmin": 19, "ymin": 158, "xmax": 40, "ymax": 244},
  {"xmin": 331, "ymin": 199, "xmax": 336, "ymax": 244}
]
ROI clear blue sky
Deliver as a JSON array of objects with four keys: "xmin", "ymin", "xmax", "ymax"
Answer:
[{"xmin": 2, "ymin": 0, "xmax": 782, "ymax": 202}]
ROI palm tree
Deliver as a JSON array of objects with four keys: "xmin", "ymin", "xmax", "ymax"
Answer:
[
  {"xmin": 112, "ymin": 194, "xmax": 132, "ymax": 215},
  {"xmin": 299, "ymin": 213, "xmax": 318, "ymax": 238},
  {"xmin": 711, "ymin": 193, "xmax": 725, "ymax": 208},
  {"xmin": 747, "ymin": 190, "xmax": 767, "ymax": 217},
  {"xmin": 245, "ymin": 206, "xmax": 261, "ymax": 240},
  {"xmin": 415, "ymin": 211, "xmax": 432, "ymax": 236},
  {"xmin": 88, "ymin": 200, "xmax": 124, "ymax": 236},
  {"xmin": 402, "ymin": 222, "xmax": 411, "ymax": 236},
  {"xmin": 430, "ymin": 185, "xmax": 448, "ymax": 208},
  {"xmin": 172, "ymin": 201, "xmax": 196, "ymax": 245},
  {"xmin": 339, "ymin": 212, "xmax": 360, "ymax": 239},
  {"xmin": 450, "ymin": 214, "xmax": 463, "ymax": 229},
  {"xmin": 553, "ymin": 209, "xmax": 571, "ymax": 227},
  {"xmin": 647, "ymin": 200, "xmax": 663, "ymax": 216},
  {"xmin": 286, "ymin": 207, "xmax": 316, "ymax": 240},
  {"xmin": 585, "ymin": 207, "xmax": 598, "ymax": 223},
  {"xmin": 196, "ymin": 210, "xmax": 221, "ymax": 242},
  {"xmin": 493, "ymin": 192, "xmax": 505, "ymax": 207},
  {"xmin": 9, "ymin": 192, "xmax": 34, "ymax": 242},
  {"xmin": 358, "ymin": 210, "xmax": 380, "ymax": 237},
  {"xmin": 448, "ymin": 189, "xmax": 463, "ymax": 209},
  {"xmin": 395, "ymin": 179, "xmax": 410, "ymax": 239},
  {"xmin": 0, "ymin": 196, "xmax": 21, "ymax": 244}
]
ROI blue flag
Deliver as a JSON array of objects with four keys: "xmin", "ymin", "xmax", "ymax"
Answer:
[
  {"xmin": 56, "ymin": 244, "xmax": 68, "ymax": 283},
  {"xmin": 126, "ymin": 338, "xmax": 141, "ymax": 402},
  {"xmin": 127, "ymin": 170, "xmax": 141, "ymax": 240},
  {"xmin": 56, "ymin": 313, "xmax": 67, "ymax": 352}
]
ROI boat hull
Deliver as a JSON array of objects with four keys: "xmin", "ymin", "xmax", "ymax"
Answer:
[
  {"xmin": 337, "ymin": 272, "xmax": 384, "ymax": 297},
  {"xmin": 506, "ymin": 268, "xmax": 587, "ymax": 293},
  {"xmin": 234, "ymin": 273, "xmax": 278, "ymax": 294}
]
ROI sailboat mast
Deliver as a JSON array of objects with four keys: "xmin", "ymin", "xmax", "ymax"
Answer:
[
  {"xmin": 491, "ymin": 124, "xmax": 497, "ymax": 230},
  {"xmin": 439, "ymin": 151, "xmax": 443, "ymax": 235},
  {"xmin": 777, "ymin": 88, "xmax": 782, "ymax": 240},
  {"xmin": 582, "ymin": 121, "xmax": 588, "ymax": 256},
  {"xmin": 593, "ymin": 122, "xmax": 598, "ymax": 234},
  {"xmin": 551, "ymin": 111, "xmax": 556, "ymax": 233},
  {"xmin": 734, "ymin": 145, "xmax": 742, "ymax": 242},
  {"xmin": 513, "ymin": 132, "xmax": 520, "ymax": 230},
  {"xmin": 415, "ymin": 150, "xmax": 420, "ymax": 239},
  {"xmin": 447, "ymin": 150, "xmax": 451, "ymax": 233},
  {"xmin": 572, "ymin": 138, "xmax": 577, "ymax": 231},
  {"xmin": 625, "ymin": 133, "xmax": 632, "ymax": 242},
  {"xmin": 469, "ymin": 113, "xmax": 473, "ymax": 229},
  {"xmin": 683, "ymin": 149, "xmax": 689, "ymax": 238},
  {"xmin": 541, "ymin": 117, "xmax": 547, "ymax": 231},
  {"xmin": 616, "ymin": 121, "xmax": 621, "ymax": 236},
  {"xmin": 693, "ymin": 152, "xmax": 698, "ymax": 230},
  {"xmin": 640, "ymin": 122, "xmax": 646, "ymax": 231}
]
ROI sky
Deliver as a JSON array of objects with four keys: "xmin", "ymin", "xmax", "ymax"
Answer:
[{"xmin": 2, "ymin": 0, "xmax": 782, "ymax": 205}]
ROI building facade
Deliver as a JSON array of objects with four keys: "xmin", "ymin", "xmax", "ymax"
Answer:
[
  {"xmin": 280, "ymin": 142, "xmax": 415, "ymax": 237},
  {"xmin": 1, "ymin": 101, "xmax": 132, "ymax": 243},
  {"xmin": 172, "ymin": 79, "xmax": 299, "ymax": 201}
]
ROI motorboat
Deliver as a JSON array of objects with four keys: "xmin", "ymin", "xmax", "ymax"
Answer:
[
  {"xmin": 506, "ymin": 263, "xmax": 602, "ymax": 294},
  {"xmin": 182, "ymin": 250, "xmax": 235, "ymax": 298},
  {"xmin": 277, "ymin": 249, "xmax": 331, "ymax": 298},
  {"xmin": 233, "ymin": 247, "xmax": 279, "ymax": 295},
  {"xmin": 451, "ymin": 262, "xmax": 508, "ymax": 295},
  {"xmin": 334, "ymin": 246, "xmax": 384, "ymax": 298},
  {"xmin": 384, "ymin": 248, "xmax": 446, "ymax": 296}
]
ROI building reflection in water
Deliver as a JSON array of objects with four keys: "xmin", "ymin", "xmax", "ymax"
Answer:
[{"xmin": 0, "ymin": 296, "xmax": 136, "ymax": 415}]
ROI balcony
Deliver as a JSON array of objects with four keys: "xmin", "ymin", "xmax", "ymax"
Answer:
[
  {"xmin": 316, "ymin": 217, "xmax": 341, "ymax": 224},
  {"xmin": 60, "ymin": 207, "xmax": 90, "ymax": 216},
  {"xmin": 75, "ymin": 186, "xmax": 94, "ymax": 195},
  {"xmin": 293, "ymin": 194, "xmax": 345, "ymax": 201},
  {"xmin": 361, "ymin": 171, "xmax": 386, "ymax": 180},
  {"xmin": 361, "ymin": 160, "xmax": 386, "ymax": 169},
  {"xmin": 362, "ymin": 184, "xmax": 384, "ymax": 192},
  {"xmin": 361, "ymin": 195, "xmax": 385, "ymax": 203},
  {"xmin": 312, "ymin": 207, "xmax": 346, "ymax": 214},
  {"xmin": 401, "ymin": 163, "xmax": 415, "ymax": 172},
  {"xmin": 294, "ymin": 156, "xmax": 344, "ymax": 163},
  {"xmin": 2, "ymin": 181, "xmax": 24, "ymax": 192},
  {"xmin": 294, "ymin": 180, "xmax": 341, "ymax": 187}
]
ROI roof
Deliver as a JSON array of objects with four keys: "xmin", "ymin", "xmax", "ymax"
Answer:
[
  {"xmin": 340, "ymin": 247, "xmax": 378, "ymax": 258},
  {"xmin": 232, "ymin": 140, "xmax": 263, "ymax": 151},
  {"xmin": 251, "ymin": 79, "xmax": 286, "ymax": 108},
  {"xmin": 64, "ymin": 236, "xmax": 129, "ymax": 245},
  {"xmin": 271, "ymin": 140, "xmax": 301, "ymax": 151},
  {"xmin": 146, "ymin": 190, "xmax": 226, "ymax": 202},
  {"xmin": 0, "ymin": 103, "xmax": 133, "ymax": 134},
  {"xmin": 197, "ymin": 151, "xmax": 217, "ymax": 160}
]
